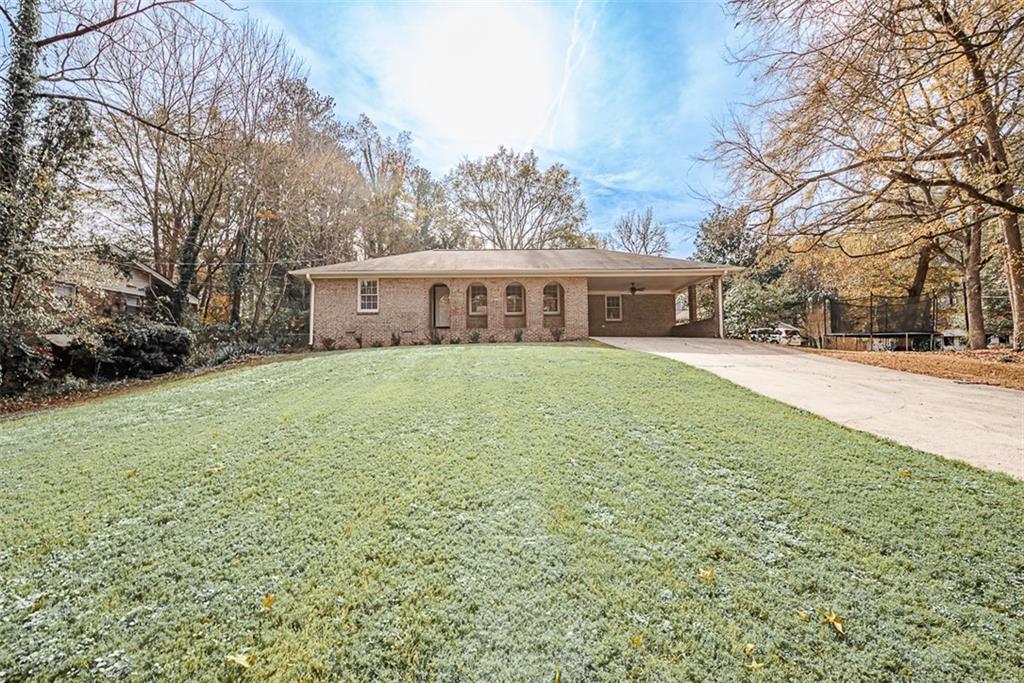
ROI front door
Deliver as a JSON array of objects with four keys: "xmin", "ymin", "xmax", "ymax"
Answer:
[{"xmin": 432, "ymin": 284, "xmax": 450, "ymax": 328}]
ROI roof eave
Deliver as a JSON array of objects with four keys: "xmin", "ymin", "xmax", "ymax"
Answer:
[{"xmin": 290, "ymin": 266, "xmax": 743, "ymax": 279}]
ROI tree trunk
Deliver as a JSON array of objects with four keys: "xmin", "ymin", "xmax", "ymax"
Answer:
[
  {"xmin": 171, "ymin": 209, "xmax": 204, "ymax": 324},
  {"xmin": 228, "ymin": 227, "xmax": 248, "ymax": 330},
  {"xmin": 1000, "ymin": 214, "xmax": 1024, "ymax": 348},
  {"xmin": 963, "ymin": 223, "xmax": 986, "ymax": 350},
  {"xmin": 907, "ymin": 239, "xmax": 933, "ymax": 297},
  {"xmin": 936, "ymin": 5, "xmax": 1024, "ymax": 347},
  {"xmin": 0, "ymin": 0, "xmax": 40, "ymax": 195},
  {"xmin": 0, "ymin": 0, "xmax": 41, "ymax": 300}
]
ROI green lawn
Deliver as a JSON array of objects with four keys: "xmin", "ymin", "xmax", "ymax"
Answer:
[{"xmin": 1, "ymin": 344, "xmax": 1022, "ymax": 681}]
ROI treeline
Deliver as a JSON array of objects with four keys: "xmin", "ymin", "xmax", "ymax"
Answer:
[
  {"xmin": 715, "ymin": 0, "xmax": 1024, "ymax": 349},
  {"xmin": 0, "ymin": 0, "xmax": 600, "ymax": 391}
]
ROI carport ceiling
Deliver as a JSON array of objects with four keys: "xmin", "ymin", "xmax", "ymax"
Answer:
[{"xmin": 587, "ymin": 274, "xmax": 717, "ymax": 293}]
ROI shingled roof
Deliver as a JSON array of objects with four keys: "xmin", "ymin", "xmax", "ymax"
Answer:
[{"xmin": 290, "ymin": 248, "xmax": 742, "ymax": 277}]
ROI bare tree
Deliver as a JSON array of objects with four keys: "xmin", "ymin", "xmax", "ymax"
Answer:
[
  {"xmin": 611, "ymin": 207, "xmax": 669, "ymax": 255},
  {"xmin": 446, "ymin": 147, "xmax": 589, "ymax": 249},
  {"xmin": 91, "ymin": 10, "xmax": 239, "ymax": 322},
  {"xmin": 0, "ymin": 0, "xmax": 207, "ymax": 386},
  {"xmin": 717, "ymin": 0, "xmax": 1024, "ymax": 346},
  {"xmin": 341, "ymin": 114, "xmax": 419, "ymax": 257}
]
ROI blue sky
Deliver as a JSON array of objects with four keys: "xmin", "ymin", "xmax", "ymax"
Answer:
[{"xmin": 243, "ymin": 1, "xmax": 751, "ymax": 256}]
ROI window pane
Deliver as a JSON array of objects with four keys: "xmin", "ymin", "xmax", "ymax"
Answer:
[
  {"xmin": 506, "ymin": 285, "xmax": 524, "ymax": 314},
  {"xmin": 359, "ymin": 280, "xmax": 379, "ymax": 311},
  {"xmin": 469, "ymin": 284, "xmax": 487, "ymax": 314},
  {"xmin": 543, "ymin": 284, "xmax": 559, "ymax": 313},
  {"xmin": 606, "ymin": 296, "xmax": 621, "ymax": 320}
]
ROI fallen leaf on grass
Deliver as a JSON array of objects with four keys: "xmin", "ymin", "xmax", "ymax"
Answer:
[
  {"xmin": 126, "ymin": 469, "xmax": 139, "ymax": 478},
  {"xmin": 820, "ymin": 609, "xmax": 845, "ymax": 634},
  {"xmin": 261, "ymin": 594, "xmax": 276, "ymax": 610},
  {"xmin": 630, "ymin": 635, "xmax": 642, "ymax": 648},
  {"xmin": 745, "ymin": 657, "xmax": 765, "ymax": 673},
  {"xmin": 898, "ymin": 469, "xmax": 912, "ymax": 478},
  {"xmin": 225, "ymin": 653, "xmax": 253, "ymax": 669},
  {"xmin": 744, "ymin": 643, "xmax": 756, "ymax": 656},
  {"xmin": 205, "ymin": 463, "xmax": 225, "ymax": 476},
  {"xmin": 699, "ymin": 566, "xmax": 716, "ymax": 583},
  {"xmin": 797, "ymin": 610, "xmax": 812, "ymax": 622}
]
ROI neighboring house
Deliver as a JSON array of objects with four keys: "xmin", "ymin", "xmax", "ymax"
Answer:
[
  {"xmin": 47, "ymin": 247, "xmax": 197, "ymax": 341},
  {"xmin": 290, "ymin": 248, "xmax": 742, "ymax": 348}
]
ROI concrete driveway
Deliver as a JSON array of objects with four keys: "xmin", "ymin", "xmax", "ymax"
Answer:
[{"xmin": 595, "ymin": 337, "xmax": 1024, "ymax": 479}]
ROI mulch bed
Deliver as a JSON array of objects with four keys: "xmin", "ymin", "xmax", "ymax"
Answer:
[{"xmin": 803, "ymin": 348, "xmax": 1024, "ymax": 391}]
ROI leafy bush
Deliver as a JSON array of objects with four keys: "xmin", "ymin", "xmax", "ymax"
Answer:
[
  {"xmin": 0, "ymin": 336, "xmax": 55, "ymax": 394},
  {"xmin": 321, "ymin": 337, "xmax": 336, "ymax": 351},
  {"xmin": 69, "ymin": 319, "xmax": 192, "ymax": 380},
  {"xmin": 488, "ymin": 335, "xmax": 496, "ymax": 343},
  {"xmin": 207, "ymin": 342, "xmax": 268, "ymax": 367},
  {"xmin": 513, "ymin": 328, "xmax": 524, "ymax": 343},
  {"xmin": 550, "ymin": 327, "xmax": 564, "ymax": 341},
  {"xmin": 468, "ymin": 330, "xmax": 481, "ymax": 344},
  {"xmin": 390, "ymin": 331, "xmax": 402, "ymax": 346},
  {"xmin": 370, "ymin": 340, "xmax": 383, "ymax": 348},
  {"xmin": 429, "ymin": 329, "xmax": 444, "ymax": 345},
  {"xmin": 353, "ymin": 334, "xmax": 363, "ymax": 348},
  {"xmin": 450, "ymin": 336, "xmax": 462, "ymax": 345}
]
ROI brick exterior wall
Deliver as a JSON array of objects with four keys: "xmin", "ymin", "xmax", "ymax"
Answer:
[
  {"xmin": 587, "ymin": 293, "xmax": 681, "ymax": 337},
  {"xmin": 311, "ymin": 276, "xmax": 589, "ymax": 348}
]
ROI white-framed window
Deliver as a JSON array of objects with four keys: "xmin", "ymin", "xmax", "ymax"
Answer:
[
  {"xmin": 542, "ymin": 283, "xmax": 560, "ymax": 314},
  {"xmin": 53, "ymin": 282, "xmax": 76, "ymax": 305},
  {"xmin": 358, "ymin": 279, "xmax": 379, "ymax": 313},
  {"xmin": 505, "ymin": 283, "xmax": 525, "ymax": 315},
  {"xmin": 605, "ymin": 295, "xmax": 622, "ymax": 322},
  {"xmin": 468, "ymin": 283, "xmax": 488, "ymax": 316},
  {"xmin": 124, "ymin": 294, "xmax": 141, "ymax": 316}
]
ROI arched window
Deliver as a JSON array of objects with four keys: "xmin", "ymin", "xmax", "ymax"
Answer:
[
  {"xmin": 505, "ymin": 283, "xmax": 525, "ymax": 315},
  {"xmin": 542, "ymin": 283, "xmax": 562, "ymax": 314},
  {"xmin": 468, "ymin": 283, "xmax": 488, "ymax": 316}
]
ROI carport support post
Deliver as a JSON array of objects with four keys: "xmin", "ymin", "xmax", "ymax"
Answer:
[
  {"xmin": 715, "ymin": 275, "xmax": 725, "ymax": 339},
  {"xmin": 687, "ymin": 285, "xmax": 697, "ymax": 323}
]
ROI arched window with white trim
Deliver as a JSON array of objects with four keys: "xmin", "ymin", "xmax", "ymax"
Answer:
[
  {"xmin": 468, "ymin": 283, "xmax": 488, "ymax": 316},
  {"xmin": 542, "ymin": 283, "xmax": 562, "ymax": 315},
  {"xmin": 505, "ymin": 283, "xmax": 525, "ymax": 315}
]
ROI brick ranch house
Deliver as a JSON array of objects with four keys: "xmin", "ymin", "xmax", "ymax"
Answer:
[{"xmin": 290, "ymin": 248, "xmax": 741, "ymax": 348}]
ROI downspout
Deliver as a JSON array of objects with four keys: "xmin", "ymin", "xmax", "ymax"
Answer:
[
  {"xmin": 306, "ymin": 274, "xmax": 316, "ymax": 347},
  {"xmin": 716, "ymin": 274, "xmax": 725, "ymax": 339}
]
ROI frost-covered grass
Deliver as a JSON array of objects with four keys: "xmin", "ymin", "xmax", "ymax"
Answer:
[{"xmin": 1, "ymin": 344, "xmax": 1022, "ymax": 681}]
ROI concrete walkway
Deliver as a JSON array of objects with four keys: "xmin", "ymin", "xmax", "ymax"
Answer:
[{"xmin": 595, "ymin": 337, "xmax": 1024, "ymax": 479}]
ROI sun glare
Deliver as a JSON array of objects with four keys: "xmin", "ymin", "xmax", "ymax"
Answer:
[{"xmin": 358, "ymin": 4, "xmax": 567, "ymax": 152}]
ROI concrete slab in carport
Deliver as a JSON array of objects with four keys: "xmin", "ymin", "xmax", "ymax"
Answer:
[{"xmin": 594, "ymin": 337, "xmax": 1024, "ymax": 479}]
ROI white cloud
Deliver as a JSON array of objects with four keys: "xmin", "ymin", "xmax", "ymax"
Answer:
[{"xmin": 333, "ymin": 2, "xmax": 588, "ymax": 168}]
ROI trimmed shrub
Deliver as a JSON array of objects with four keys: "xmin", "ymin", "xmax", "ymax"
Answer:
[
  {"xmin": 353, "ymin": 334, "xmax": 363, "ymax": 348},
  {"xmin": 321, "ymin": 337, "xmax": 336, "ymax": 351},
  {"xmin": 468, "ymin": 330, "xmax": 481, "ymax": 344},
  {"xmin": 550, "ymin": 327, "xmax": 564, "ymax": 342},
  {"xmin": 370, "ymin": 340, "xmax": 383, "ymax": 348},
  {"xmin": 513, "ymin": 328, "xmax": 524, "ymax": 343},
  {"xmin": 391, "ymin": 331, "xmax": 402, "ymax": 346},
  {"xmin": 488, "ymin": 335, "xmax": 496, "ymax": 343},
  {"xmin": 429, "ymin": 329, "xmax": 444, "ymax": 345}
]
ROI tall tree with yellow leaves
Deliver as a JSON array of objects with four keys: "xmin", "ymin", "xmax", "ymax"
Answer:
[{"xmin": 718, "ymin": 0, "xmax": 1024, "ymax": 347}]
